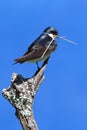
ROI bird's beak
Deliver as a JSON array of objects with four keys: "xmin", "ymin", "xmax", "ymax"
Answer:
[{"xmin": 57, "ymin": 35, "xmax": 77, "ymax": 45}]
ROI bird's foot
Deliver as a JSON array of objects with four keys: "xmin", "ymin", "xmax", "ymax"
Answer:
[{"xmin": 36, "ymin": 62, "xmax": 41, "ymax": 70}]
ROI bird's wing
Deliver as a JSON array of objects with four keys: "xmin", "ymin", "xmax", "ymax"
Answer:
[
  {"xmin": 24, "ymin": 44, "xmax": 46, "ymax": 59},
  {"xmin": 14, "ymin": 34, "xmax": 54, "ymax": 63},
  {"xmin": 14, "ymin": 44, "xmax": 46, "ymax": 63}
]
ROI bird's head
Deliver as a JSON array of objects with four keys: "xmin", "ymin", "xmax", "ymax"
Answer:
[
  {"xmin": 43, "ymin": 26, "xmax": 58, "ymax": 39},
  {"xmin": 43, "ymin": 26, "xmax": 77, "ymax": 45}
]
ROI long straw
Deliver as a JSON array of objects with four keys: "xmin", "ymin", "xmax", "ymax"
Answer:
[
  {"xmin": 41, "ymin": 35, "xmax": 77, "ymax": 60},
  {"xmin": 57, "ymin": 35, "xmax": 77, "ymax": 45}
]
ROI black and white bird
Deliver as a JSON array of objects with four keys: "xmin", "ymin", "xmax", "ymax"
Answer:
[
  {"xmin": 14, "ymin": 26, "xmax": 58, "ymax": 68},
  {"xmin": 14, "ymin": 26, "xmax": 77, "ymax": 68}
]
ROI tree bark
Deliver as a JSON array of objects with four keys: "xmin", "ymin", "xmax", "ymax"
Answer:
[{"xmin": 2, "ymin": 63, "xmax": 47, "ymax": 130}]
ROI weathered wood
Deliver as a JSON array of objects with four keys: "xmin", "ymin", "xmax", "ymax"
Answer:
[{"xmin": 2, "ymin": 64, "xmax": 47, "ymax": 130}]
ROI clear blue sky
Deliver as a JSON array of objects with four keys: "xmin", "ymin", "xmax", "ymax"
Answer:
[{"xmin": 0, "ymin": 0, "xmax": 87, "ymax": 130}]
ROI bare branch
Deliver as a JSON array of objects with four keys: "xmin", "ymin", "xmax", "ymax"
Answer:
[{"xmin": 2, "ymin": 64, "xmax": 47, "ymax": 130}]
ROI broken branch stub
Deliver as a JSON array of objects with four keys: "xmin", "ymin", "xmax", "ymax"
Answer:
[{"xmin": 2, "ymin": 64, "xmax": 47, "ymax": 130}]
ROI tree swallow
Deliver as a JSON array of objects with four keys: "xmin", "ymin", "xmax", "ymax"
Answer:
[{"xmin": 14, "ymin": 26, "xmax": 58, "ymax": 68}]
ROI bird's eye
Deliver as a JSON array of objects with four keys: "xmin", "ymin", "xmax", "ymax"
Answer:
[{"xmin": 50, "ymin": 31, "xmax": 58, "ymax": 35}]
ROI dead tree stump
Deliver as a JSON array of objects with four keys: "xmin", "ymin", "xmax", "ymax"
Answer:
[{"xmin": 2, "ymin": 64, "xmax": 47, "ymax": 130}]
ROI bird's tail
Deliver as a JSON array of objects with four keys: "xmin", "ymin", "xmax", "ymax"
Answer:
[
  {"xmin": 13, "ymin": 61, "xmax": 18, "ymax": 65},
  {"xmin": 13, "ymin": 57, "xmax": 24, "ymax": 65}
]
